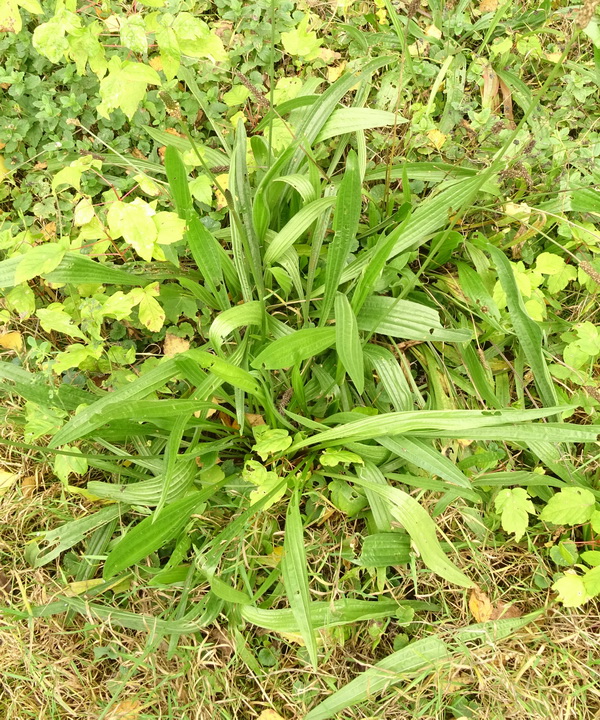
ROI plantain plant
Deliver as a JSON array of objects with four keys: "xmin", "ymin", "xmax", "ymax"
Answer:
[{"xmin": 1, "ymin": 59, "xmax": 599, "ymax": 719}]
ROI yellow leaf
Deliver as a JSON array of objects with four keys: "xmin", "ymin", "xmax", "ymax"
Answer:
[
  {"xmin": 427, "ymin": 128, "xmax": 447, "ymax": 151},
  {"xmin": 105, "ymin": 700, "xmax": 143, "ymax": 720},
  {"xmin": 163, "ymin": 333, "xmax": 190, "ymax": 357},
  {"xmin": 0, "ymin": 155, "xmax": 8, "ymax": 182},
  {"xmin": 276, "ymin": 631, "xmax": 305, "ymax": 645},
  {"xmin": 0, "ymin": 331, "xmax": 23, "ymax": 351},
  {"xmin": 479, "ymin": 0, "xmax": 499, "ymax": 12},
  {"xmin": 149, "ymin": 55, "xmax": 163, "ymax": 72},
  {"xmin": 0, "ymin": 470, "xmax": 19, "ymax": 497},
  {"xmin": 21, "ymin": 475, "xmax": 37, "ymax": 497},
  {"xmin": 327, "ymin": 61, "xmax": 346, "ymax": 83},
  {"xmin": 257, "ymin": 711, "xmax": 286, "ymax": 720},
  {"xmin": 469, "ymin": 587, "xmax": 493, "ymax": 622},
  {"xmin": 425, "ymin": 24, "xmax": 442, "ymax": 39},
  {"xmin": 64, "ymin": 579, "xmax": 106, "ymax": 597}
]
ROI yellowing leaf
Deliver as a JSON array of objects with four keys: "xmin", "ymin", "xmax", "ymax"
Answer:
[
  {"xmin": 540, "ymin": 487, "xmax": 596, "ymax": 525},
  {"xmin": 97, "ymin": 56, "xmax": 161, "ymax": 120},
  {"xmin": 163, "ymin": 333, "xmax": 190, "ymax": 357},
  {"xmin": 0, "ymin": 154, "xmax": 8, "ymax": 182},
  {"xmin": 494, "ymin": 487, "xmax": 535, "ymax": 541},
  {"xmin": 64, "ymin": 578, "xmax": 105, "ymax": 596},
  {"xmin": 0, "ymin": 331, "xmax": 23, "ymax": 351},
  {"xmin": 0, "ymin": 0, "xmax": 22, "ymax": 33},
  {"xmin": 105, "ymin": 700, "xmax": 143, "ymax": 720},
  {"xmin": 73, "ymin": 197, "xmax": 95, "ymax": 226},
  {"xmin": 469, "ymin": 586, "xmax": 493, "ymax": 622},
  {"xmin": 553, "ymin": 573, "xmax": 591, "ymax": 607},
  {"xmin": 256, "ymin": 711, "xmax": 286, "ymax": 720},
  {"xmin": 479, "ymin": 0, "xmax": 499, "ymax": 11},
  {"xmin": 425, "ymin": 24, "xmax": 442, "ymax": 39},
  {"xmin": 281, "ymin": 15, "xmax": 322, "ymax": 60},
  {"xmin": 276, "ymin": 631, "xmax": 305, "ymax": 645},
  {"xmin": 427, "ymin": 129, "xmax": 447, "ymax": 151},
  {"xmin": 327, "ymin": 61, "xmax": 346, "ymax": 83},
  {"xmin": 21, "ymin": 475, "xmax": 37, "ymax": 497},
  {"xmin": 107, "ymin": 198, "xmax": 158, "ymax": 261},
  {"xmin": 0, "ymin": 470, "xmax": 19, "ymax": 498}
]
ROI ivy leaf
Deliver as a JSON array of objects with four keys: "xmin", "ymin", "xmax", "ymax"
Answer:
[
  {"xmin": 53, "ymin": 344, "xmax": 103, "ymax": 374},
  {"xmin": 107, "ymin": 198, "xmax": 158, "ymax": 261},
  {"xmin": 494, "ymin": 488, "xmax": 535, "ymax": 541},
  {"xmin": 0, "ymin": 0, "xmax": 22, "ymax": 34},
  {"xmin": 137, "ymin": 284, "xmax": 165, "ymax": 332},
  {"xmin": 243, "ymin": 460, "xmax": 287, "ymax": 509},
  {"xmin": 590, "ymin": 509, "xmax": 600, "ymax": 533},
  {"xmin": 552, "ymin": 573, "xmax": 591, "ymax": 607},
  {"xmin": 15, "ymin": 244, "xmax": 66, "ymax": 284},
  {"xmin": 540, "ymin": 487, "xmax": 596, "ymax": 525},
  {"xmin": 97, "ymin": 56, "xmax": 161, "ymax": 120},
  {"xmin": 281, "ymin": 15, "xmax": 322, "ymax": 60},
  {"xmin": 189, "ymin": 175, "xmax": 212, "ymax": 205},
  {"xmin": 120, "ymin": 14, "xmax": 148, "ymax": 54},
  {"xmin": 320, "ymin": 450, "xmax": 364, "ymax": 467},
  {"xmin": 53, "ymin": 447, "xmax": 88, "ymax": 484},
  {"xmin": 36, "ymin": 303, "xmax": 87, "ymax": 340},
  {"xmin": 154, "ymin": 212, "xmax": 186, "ymax": 246},
  {"xmin": 583, "ymin": 566, "xmax": 600, "ymax": 597},
  {"xmin": 252, "ymin": 427, "xmax": 292, "ymax": 461},
  {"xmin": 156, "ymin": 25, "xmax": 180, "ymax": 80},
  {"xmin": 171, "ymin": 12, "xmax": 227, "ymax": 63},
  {"xmin": 24, "ymin": 402, "xmax": 66, "ymax": 441}
]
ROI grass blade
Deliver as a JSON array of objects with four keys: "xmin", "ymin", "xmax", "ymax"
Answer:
[
  {"xmin": 281, "ymin": 490, "xmax": 319, "ymax": 667},
  {"xmin": 335, "ymin": 292, "xmax": 364, "ymax": 393}
]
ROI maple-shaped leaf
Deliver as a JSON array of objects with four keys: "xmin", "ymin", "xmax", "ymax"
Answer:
[
  {"xmin": 494, "ymin": 487, "xmax": 535, "ymax": 541},
  {"xmin": 97, "ymin": 57, "xmax": 161, "ymax": 120},
  {"xmin": 540, "ymin": 487, "xmax": 596, "ymax": 525}
]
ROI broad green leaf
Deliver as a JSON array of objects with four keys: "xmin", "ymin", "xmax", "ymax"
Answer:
[
  {"xmin": 583, "ymin": 566, "xmax": 600, "ymax": 596},
  {"xmin": 488, "ymin": 245, "xmax": 558, "ymax": 408},
  {"xmin": 294, "ymin": 407, "xmax": 566, "ymax": 449},
  {"xmin": 243, "ymin": 460, "xmax": 287, "ymax": 509},
  {"xmin": 120, "ymin": 13, "xmax": 147, "ymax": 54},
  {"xmin": 494, "ymin": 488, "xmax": 535, "ymax": 541},
  {"xmin": 357, "ymin": 295, "xmax": 471, "ymax": 343},
  {"xmin": 540, "ymin": 487, "xmax": 596, "ymax": 525},
  {"xmin": 164, "ymin": 146, "xmax": 192, "ymax": 217},
  {"xmin": 52, "ymin": 155, "xmax": 101, "ymax": 192},
  {"xmin": 171, "ymin": 12, "xmax": 227, "ymax": 63},
  {"xmin": 209, "ymin": 301, "xmax": 263, "ymax": 351},
  {"xmin": 317, "ymin": 108, "xmax": 404, "ymax": 142},
  {"xmin": 36, "ymin": 303, "xmax": 86, "ymax": 340},
  {"xmin": 97, "ymin": 56, "xmax": 161, "ymax": 120},
  {"xmin": 321, "ymin": 151, "xmax": 361, "ymax": 324},
  {"xmin": 251, "ymin": 328, "xmax": 336, "ymax": 370},
  {"xmin": 15, "ymin": 244, "xmax": 66, "ymax": 284},
  {"xmin": 281, "ymin": 492, "xmax": 319, "ymax": 667},
  {"xmin": 265, "ymin": 197, "xmax": 336, "ymax": 265},
  {"xmin": 107, "ymin": 198, "xmax": 158, "ymax": 261},
  {"xmin": 281, "ymin": 15, "xmax": 322, "ymax": 59},
  {"xmin": 53, "ymin": 446, "xmax": 88, "ymax": 484},
  {"xmin": 363, "ymin": 345, "xmax": 412, "ymax": 411},
  {"xmin": 359, "ymin": 532, "xmax": 411, "ymax": 567},
  {"xmin": 335, "ymin": 293, "xmax": 364, "ymax": 393},
  {"xmin": 103, "ymin": 492, "xmax": 206, "ymax": 579},
  {"xmin": 552, "ymin": 573, "xmax": 591, "ymax": 607},
  {"xmin": 53, "ymin": 344, "xmax": 102, "ymax": 374},
  {"xmin": 242, "ymin": 599, "xmax": 401, "ymax": 631},
  {"xmin": 154, "ymin": 212, "xmax": 186, "ymax": 246},
  {"xmin": 320, "ymin": 449, "xmax": 363, "ymax": 467},
  {"xmin": 354, "ymin": 466, "xmax": 474, "ymax": 587},
  {"xmin": 252, "ymin": 427, "xmax": 292, "ymax": 461},
  {"xmin": 156, "ymin": 25, "xmax": 180, "ymax": 80}
]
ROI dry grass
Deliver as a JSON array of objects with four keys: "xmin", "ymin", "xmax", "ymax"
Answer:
[{"xmin": 2, "ymin": 480, "xmax": 600, "ymax": 720}]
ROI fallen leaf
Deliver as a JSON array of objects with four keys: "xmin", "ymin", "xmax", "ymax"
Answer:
[
  {"xmin": 245, "ymin": 413, "xmax": 266, "ymax": 427},
  {"xmin": 163, "ymin": 333, "xmax": 190, "ymax": 357},
  {"xmin": 480, "ymin": 0, "xmax": 499, "ymax": 11},
  {"xmin": 327, "ymin": 61, "xmax": 346, "ymax": 83},
  {"xmin": 481, "ymin": 64, "xmax": 500, "ymax": 110},
  {"xmin": 469, "ymin": 586, "xmax": 493, "ymax": 622},
  {"xmin": 276, "ymin": 630, "xmax": 305, "ymax": 646},
  {"xmin": 427, "ymin": 128, "xmax": 447, "ymax": 151},
  {"xmin": 149, "ymin": 55, "xmax": 163, "ymax": 72},
  {"xmin": 469, "ymin": 587, "xmax": 522, "ymax": 621},
  {"xmin": 21, "ymin": 475, "xmax": 37, "ymax": 497},
  {"xmin": 257, "ymin": 711, "xmax": 286, "ymax": 720},
  {"xmin": 105, "ymin": 700, "xmax": 142, "ymax": 720},
  {"xmin": 0, "ymin": 331, "xmax": 23, "ymax": 351},
  {"xmin": 0, "ymin": 470, "xmax": 19, "ymax": 498}
]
